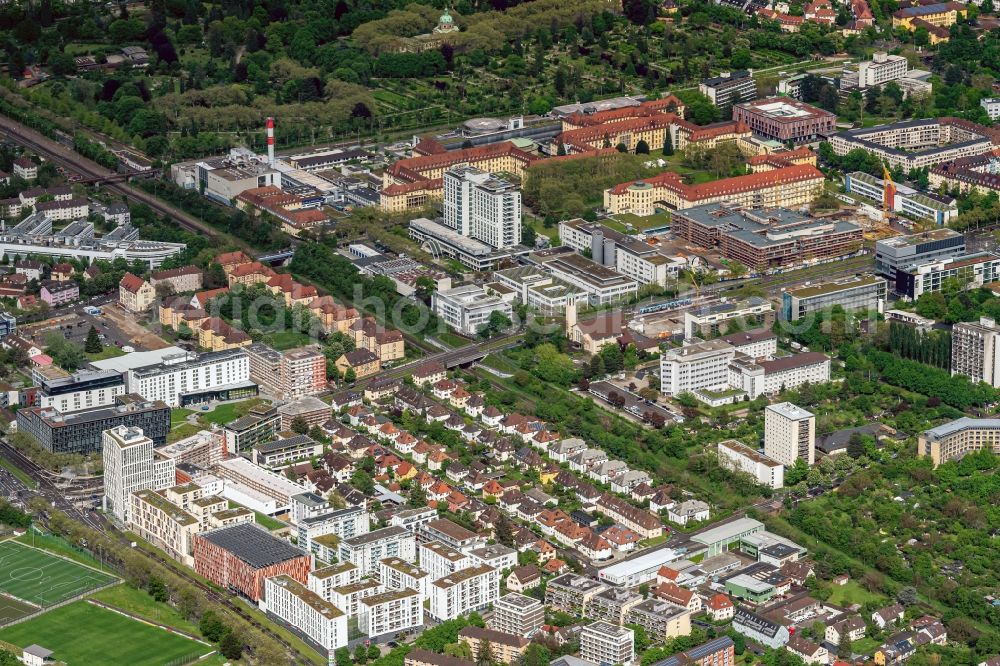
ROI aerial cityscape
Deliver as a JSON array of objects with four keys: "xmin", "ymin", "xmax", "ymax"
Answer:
[{"xmin": 0, "ymin": 0, "xmax": 996, "ymax": 664}]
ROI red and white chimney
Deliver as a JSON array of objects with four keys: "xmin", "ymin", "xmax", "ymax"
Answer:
[{"xmin": 266, "ymin": 117, "xmax": 275, "ymax": 166}]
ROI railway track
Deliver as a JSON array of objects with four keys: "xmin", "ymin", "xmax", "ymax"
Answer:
[{"xmin": 0, "ymin": 116, "xmax": 231, "ymax": 244}]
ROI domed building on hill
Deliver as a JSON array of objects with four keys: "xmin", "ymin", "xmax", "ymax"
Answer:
[{"xmin": 434, "ymin": 8, "xmax": 460, "ymax": 33}]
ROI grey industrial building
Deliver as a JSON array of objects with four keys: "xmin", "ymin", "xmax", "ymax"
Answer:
[{"xmin": 874, "ymin": 228, "xmax": 965, "ymax": 278}]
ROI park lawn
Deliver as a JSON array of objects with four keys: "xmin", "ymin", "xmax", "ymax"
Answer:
[
  {"xmin": 825, "ymin": 579, "xmax": 886, "ymax": 607},
  {"xmin": 639, "ymin": 534, "xmax": 669, "ymax": 548},
  {"xmin": 85, "ymin": 346, "xmax": 127, "ymax": 361},
  {"xmin": 199, "ymin": 398, "xmax": 265, "ymax": 426},
  {"xmin": 170, "ymin": 408, "xmax": 194, "ymax": 427},
  {"xmin": 852, "ymin": 636, "xmax": 880, "ymax": 655},
  {"xmin": 167, "ymin": 423, "xmax": 201, "ymax": 443},
  {"xmin": 89, "ymin": 584, "xmax": 199, "ymax": 635},
  {"xmin": 0, "ymin": 601, "xmax": 210, "ymax": 666},
  {"xmin": 266, "ymin": 329, "xmax": 314, "ymax": 351}
]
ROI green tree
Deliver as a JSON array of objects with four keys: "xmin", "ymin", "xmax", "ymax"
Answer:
[
  {"xmin": 635, "ymin": 139, "xmax": 650, "ymax": 154},
  {"xmin": 84, "ymin": 326, "xmax": 103, "ymax": 354},
  {"xmin": 475, "ymin": 639, "xmax": 496, "ymax": 666},
  {"xmin": 351, "ymin": 469, "xmax": 374, "ymax": 495},
  {"xmin": 663, "ymin": 132, "xmax": 674, "ymax": 156},
  {"xmin": 199, "ymin": 611, "xmax": 228, "ymax": 642},
  {"xmin": 220, "ymin": 631, "xmax": 243, "ymax": 660},
  {"xmin": 838, "ymin": 631, "xmax": 853, "ymax": 658},
  {"xmin": 367, "ymin": 645, "xmax": 381, "ymax": 661},
  {"xmin": 290, "ymin": 415, "xmax": 310, "ymax": 435},
  {"xmin": 354, "ymin": 642, "xmax": 368, "ymax": 663},
  {"xmin": 344, "ymin": 367, "xmax": 357, "ymax": 384},
  {"xmin": 335, "ymin": 647, "xmax": 352, "ymax": 666}
]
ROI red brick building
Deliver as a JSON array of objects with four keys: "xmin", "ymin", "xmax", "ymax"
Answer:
[
  {"xmin": 192, "ymin": 523, "xmax": 312, "ymax": 601},
  {"xmin": 733, "ymin": 97, "xmax": 837, "ymax": 144}
]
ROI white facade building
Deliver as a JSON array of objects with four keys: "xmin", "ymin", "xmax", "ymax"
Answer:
[
  {"xmin": 581, "ymin": 621, "xmax": 635, "ymax": 666},
  {"xmin": 127, "ymin": 348, "xmax": 252, "ymax": 408},
  {"xmin": 764, "ymin": 402, "xmax": 815, "ymax": 466},
  {"xmin": 308, "ymin": 562, "xmax": 361, "ymax": 601},
  {"xmin": 420, "ymin": 541, "xmax": 472, "ymax": 583},
  {"xmin": 659, "ymin": 340, "xmax": 735, "ymax": 396},
  {"xmin": 717, "ymin": 439, "xmax": 785, "ymax": 489},
  {"xmin": 357, "ymin": 588, "xmax": 424, "ymax": 638},
  {"xmin": 102, "ymin": 426, "xmax": 175, "ymax": 524},
  {"xmin": 728, "ymin": 352, "xmax": 831, "ymax": 400},
  {"xmin": 492, "ymin": 592, "xmax": 545, "ymax": 637},
  {"xmin": 858, "ymin": 52, "xmax": 908, "ymax": 88},
  {"xmin": 298, "ymin": 506, "xmax": 370, "ymax": 554},
  {"xmin": 981, "ymin": 97, "xmax": 1000, "ymax": 121},
  {"xmin": 443, "ymin": 166, "xmax": 521, "ymax": 249},
  {"xmin": 428, "ymin": 564, "xmax": 500, "ymax": 621},
  {"xmin": 339, "ymin": 526, "xmax": 416, "ymax": 575},
  {"xmin": 38, "ymin": 369, "xmax": 125, "ymax": 413},
  {"xmin": 432, "ymin": 284, "xmax": 513, "ymax": 336},
  {"xmin": 380, "ymin": 557, "xmax": 431, "ymax": 601},
  {"xmin": 263, "ymin": 575, "xmax": 348, "ymax": 654}
]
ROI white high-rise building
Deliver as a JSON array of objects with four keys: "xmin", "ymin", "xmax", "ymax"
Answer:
[
  {"xmin": 443, "ymin": 166, "xmax": 521, "ymax": 249},
  {"xmin": 581, "ymin": 621, "xmax": 635, "ymax": 666},
  {"xmin": 102, "ymin": 426, "xmax": 175, "ymax": 524},
  {"xmin": 659, "ymin": 340, "xmax": 735, "ymax": 396},
  {"xmin": 858, "ymin": 52, "xmax": 908, "ymax": 89},
  {"xmin": 952, "ymin": 317, "xmax": 1000, "ymax": 387},
  {"xmin": 764, "ymin": 402, "xmax": 815, "ymax": 467}
]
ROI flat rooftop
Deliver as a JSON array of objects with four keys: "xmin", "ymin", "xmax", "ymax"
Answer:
[
  {"xmin": 718, "ymin": 440, "xmax": 782, "ymax": 468},
  {"xmin": 785, "ymin": 274, "xmax": 885, "ymax": 299},
  {"xmin": 269, "ymin": 574, "xmax": 344, "ymax": 618},
  {"xmin": 690, "ymin": 517, "xmax": 764, "ymax": 546},
  {"xmin": 199, "ymin": 523, "xmax": 307, "ymax": 568}
]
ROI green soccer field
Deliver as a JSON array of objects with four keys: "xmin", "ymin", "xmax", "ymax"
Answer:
[
  {"xmin": 0, "ymin": 600, "xmax": 212, "ymax": 666},
  {"xmin": 0, "ymin": 541, "xmax": 117, "ymax": 607}
]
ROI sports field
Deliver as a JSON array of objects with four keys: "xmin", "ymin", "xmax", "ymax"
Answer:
[
  {"xmin": 0, "ymin": 541, "xmax": 116, "ymax": 611},
  {"xmin": 0, "ymin": 600, "xmax": 211, "ymax": 666}
]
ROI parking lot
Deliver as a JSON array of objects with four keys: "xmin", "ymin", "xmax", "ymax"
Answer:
[{"xmin": 19, "ymin": 298, "xmax": 166, "ymax": 353}]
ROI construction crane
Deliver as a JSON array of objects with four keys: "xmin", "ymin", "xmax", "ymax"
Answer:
[{"xmin": 882, "ymin": 165, "xmax": 896, "ymax": 228}]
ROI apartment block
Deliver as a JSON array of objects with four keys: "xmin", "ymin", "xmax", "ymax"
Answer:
[
  {"xmin": 298, "ymin": 506, "xmax": 370, "ymax": 554},
  {"xmin": 263, "ymin": 575, "xmax": 348, "ymax": 655},
  {"xmin": 684, "ymin": 297, "xmax": 775, "ymax": 339},
  {"xmin": 329, "ymin": 579, "xmax": 384, "ymax": 617},
  {"xmin": 581, "ymin": 621, "xmax": 635, "ymax": 666},
  {"xmin": 127, "ymin": 348, "xmax": 253, "ymax": 408},
  {"xmin": 129, "ymin": 489, "xmax": 200, "ymax": 566},
  {"xmin": 733, "ymin": 98, "xmax": 836, "ymax": 144},
  {"xmin": 429, "ymin": 564, "xmax": 500, "ymax": 621},
  {"xmin": 102, "ymin": 426, "xmax": 175, "ymax": 524},
  {"xmin": 894, "ymin": 252, "xmax": 1000, "ymax": 300},
  {"xmin": 339, "ymin": 526, "xmax": 416, "ymax": 575},
  {"xmin": 17, "ymin": 395, "xmax": 170, "ymax": 455},
  {"xmin": 420, "ymin": 540, "xmax": 472, "ymax": 583},
  {"xmin": 491, "ymin": 592, "xmax": 544, "ymax": 638},
  {"xmin": 545, "ymin": 573, "xmax": 608, "ymax": 615},
  {"xmin": 357, "ymin": 588, "xmax": 424, "ymax": 638},
  {"xmin": 459, "ymin": 626, "xmax": 529, "ymax": 665},
  {"xmin": 308, "ymin": 562, "xmax": 361, "ymax": 601},
  {"xmin": 764, "ymin": 402, "xmax": 815, "ymax": 466},
  {"xmin": 380, "ymin": 557, "xmax": 430, "ymax": 601},
  {"xmin": 952, "ymin": 317, "xmax": 1000, "ymax": 387},
  {"xmin": 625, "ymin": 599, "xmax": 692, "ymax": 643},
  {"xmin": 246, "ymin": 343, "xmax": 326, "ymax": 400},
  {"xmin": 718, "ymin": 439, "xmax": 784, "ymax": 489},
  {"xmin": 589, "ymin": 588, "xmax": 644, "ymax": 625},
  {"xmin": 221, "ymin": 404, "xmax": 281, "ymax": 453}
]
